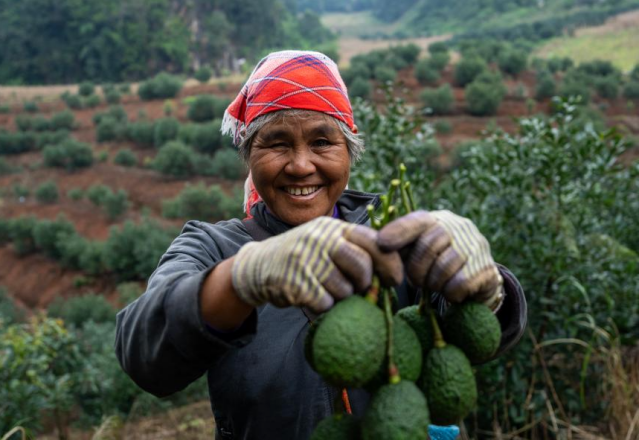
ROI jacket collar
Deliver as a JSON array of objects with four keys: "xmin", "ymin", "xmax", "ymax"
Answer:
[{"xmin": 250, "ymin": 189, "xmax": 381, "ymax": 236}]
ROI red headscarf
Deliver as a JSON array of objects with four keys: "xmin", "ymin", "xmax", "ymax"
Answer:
[{"xmin": 222, "ymin": 50, "xmax": 354, "ymax": 218}]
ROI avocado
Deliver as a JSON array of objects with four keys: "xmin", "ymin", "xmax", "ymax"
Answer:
[
  {"xmin": 442, "ymin": 301, "xmax": 501, "ymax": 364},
  {"xmin": 310, "ymin": 414, "xmax": 359, "ymax": 440},
  {"xmin": 420, "ymin": 344, "xmax": 477, "ymax": 425},
  {"xmin": 362, "ymin": 380, "xmax": 430, "ymax": 440},
  {"xmin": 397, "ymin": 305, "xmax": 434, "ymax": 354},
  {"xmin": 365, "ymin": 316, "xmax": 423, "ymax": 390},
  {"xmin": 312, "ymin": 296, "xmax": 387, "ymax": 387}
]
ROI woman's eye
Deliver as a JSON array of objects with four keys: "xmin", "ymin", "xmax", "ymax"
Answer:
[{"xmin": 313, "ymin": 139, "xmax": 330, "ymax": 147}]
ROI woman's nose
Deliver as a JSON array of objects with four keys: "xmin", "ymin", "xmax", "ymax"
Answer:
[{"xmin": 284, "ymin": 147, "xmax": 317, "ymax": 177}]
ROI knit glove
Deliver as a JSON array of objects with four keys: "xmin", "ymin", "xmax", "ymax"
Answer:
[
  {"xmin": 378, "ymin": 210, "xmax": 503, "ymax": 309},
  {"xmin": 232, "ymin": 217, "xmax": 403, "ymax": 312}
]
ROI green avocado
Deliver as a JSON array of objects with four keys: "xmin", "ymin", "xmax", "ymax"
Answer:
[
  {"xmin": 312, "ymin": 296, "xmax": 387, "ymax": 387},
  {"xmin": 365, "ymin": 316, "xmax": 423, "ymax": 390},
  {"xmin": 442, "ymin": 301, "xmax": 501, "ymax": 364},
  {"xmin": 310, "ymin": 414, "xmax": 360, "ymax": 440},
  {"xmin": 397, "ymin": 305, "xmax": 434, "ymax": 354},
  {"xmin": 362, "ymin": 381, "xmax": 430, "ymax": 440},
  {"xmin": 420, "ymin": 344, "xmax": 477, "ymax": 425}
]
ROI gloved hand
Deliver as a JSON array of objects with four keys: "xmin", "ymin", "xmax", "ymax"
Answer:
[
  {"xmin": 378, "ymin": 210, "xmax": 503, "ymax": 309},
  {"xmin": 232, "ymin": 217, "xmax": 403, "ymax": 312}
]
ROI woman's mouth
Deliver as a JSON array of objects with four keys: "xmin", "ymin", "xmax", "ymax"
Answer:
[{"xmin": 282, "ymin": 185, "xmax": 323, "ymax": 199}]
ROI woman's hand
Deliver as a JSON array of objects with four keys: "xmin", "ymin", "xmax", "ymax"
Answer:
[
  {"xmin": 232, "ymin": 217, "xmax": 403, "ymax": 312},
  {"xmin": 378, "ymin": 210, "xmax": 503, "ymax": 309}
]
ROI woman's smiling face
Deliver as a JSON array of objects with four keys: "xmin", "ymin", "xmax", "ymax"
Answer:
[{"xmin": 248, "ymin": 111, "xmax": 351, "ymax": 226}]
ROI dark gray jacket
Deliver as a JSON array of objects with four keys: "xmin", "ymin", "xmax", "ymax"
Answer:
[{"xmin": 115, "ymin": 190, "xmax": 527, "ymax": 440}]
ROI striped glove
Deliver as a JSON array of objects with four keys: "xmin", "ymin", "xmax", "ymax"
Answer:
[
  {"xmin": 232, "ymin": 217, "xmax": 403, "ymax": 312},
  {"xmin": 378, "ymin": 210, "xmax": 503, "ymax": 309}
]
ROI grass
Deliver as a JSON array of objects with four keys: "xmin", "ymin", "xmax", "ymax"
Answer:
[
  {"xmin": 321, "ymin": 11, "xmax": 395, "ymax": 38},
  {"xmin": 535, "ymin": 11, "xmax": 639, "ymax": 73}
]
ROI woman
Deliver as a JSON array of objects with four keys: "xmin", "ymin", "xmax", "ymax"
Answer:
[{"xmin": 115, "ymin": 50, "xmax": 527, "ymax": 440}]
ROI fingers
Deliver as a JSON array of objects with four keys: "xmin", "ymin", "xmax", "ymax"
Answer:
[
  {"xmin": 321, "ymin": 265, "xmax": 354, "ymax": 301},
  {"xmin": 441, "ymin": 264, "xmax": 501, "ymax": 304},
  {"xmin": 426, "ymin": 246, "xmax": 467, "ymax": 294},
  {"xmin": 331, "ymin": 239, "xmax": 374, "ymax": 292},
  {"xmin": 377, "ymin": 211, "xmax": 438, "ymax": 252},
  {"xmin": 345, "ymin": 225, "xmax": 404, "ymax": 286},
  {"xmin": 405, "ymin": 223, "xmax": 451, "ymax": 287}
]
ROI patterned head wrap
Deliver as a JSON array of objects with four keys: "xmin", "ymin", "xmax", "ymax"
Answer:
[{"xmin": 221, "ymin": 50, "xmax": 354, "ymax": 218}]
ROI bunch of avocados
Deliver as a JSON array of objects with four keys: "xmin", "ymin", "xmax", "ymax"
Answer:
[{"xmin": 306, "ymin": 165, "xmax": 503, "ymax": 440}]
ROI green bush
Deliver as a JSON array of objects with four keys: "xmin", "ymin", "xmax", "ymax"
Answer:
[
  {"xmin": 623, "ymin": 81, "xmax": 639, "ymax": 99},
  {"xmin": 9, "ymin": 216, "xmax": 37, "ymax": 255},
  {"xmin": 103, "ymin": 219, "xmax": 176, "ymax": 280},
  {"xmin": 138, "ymin": 72, "xmax": 183, "ymax": 101},
  {"xmin": 0, "ymin": 131, "xmax": 37, "ymax": 155},
  {"xmin": 374, "ymin": 65, "xmax": 397, "ymax": 83},
  {"xmin": 35, "ymin": 180, "xmax": 59, "ymax": 203},
  {"xmin": 102, "ymin": 189, "xmax": 129, "ymax": 220},
  {"xmin": 79, "ymin": 81, "xmax": 95, "ymax": 97},
  {"xmin": 119, "ymin": 83, "xmax": 131, "ymax": 94},
  {"xmin": 105, "ymin": 89, "xmax": 121, "ymax": 105},
  {"xmin": 43, "ymin": 139, "xmax": 93, "ymax": 171},
  {"xmin": 15, "ymin": 115, "xmax": 33, "ymax": 131},
  {"xmin": 420, "ymin": 84, "xmax": 454, "ymax": 115},
  {"xmin": 208, "ymin": 148, "xmax": 245, "ymax": 180},
  {"xmin": 93, "ymin": 105, "xmax": 127, "ymax": 126},
  {"xmin": 67, "ymin": 188, "xmax": 84, "ymax": 200},
  {"xmin": 342, "ymin": 63, "xmax": 372, "ymax": 86},
  {"xmin": 114, "ymin": 149, "xmax": 137, "ymax": 167},
  {"xmin": 428, "ymin": 52, "xmax": 450, "ymax": 71},
  {"xmin": 32, "ymin": 216, "xmax": 76, "ymax": 259},
  {"xmin": 348, "ymin": 77, "xmax": 371, "ymax": 100},
  {"xmin": 31, "ymin": 115, "xmax": 51, "ymax": 131},
  {"xmin": 560, "ymin": 80, "xmax": 591, "ymax": 104},
  {"xmin": 154, "ymin": 117, "xmax": 180, "ymax": 147},
  {"xmin": 84, "ymin": 94, "xmax": 101, "ymax": 108},
  {"xmin": 454, "ymin": 56, "xmax": 488, "ymax": 87},
  {"xmin": 190, "ymin": 121, "xmax": 230, "ymax": 154},
  {"xmin": 0, "ymin": 287, "xmax": 23, "ymax": 324},
  {"xmin": 86, "ymin": 184, "xmax": 110, "ymax": 206},
  {"xmin": 498, "ymin": 49, "xmax": 528, "ymax": 76},
  {"xmin": 535, "ymin": 71, "xmax": 557, "ymax": 100},
  {"xmin": 152, "ymin": 141, "xmax": 197, "ymax": 177},
  {"xmin": 186, "ymin": 95, "xmax": 230, "ymax": 123},
  {"xmin": 465, "ymin": 73, "xmax": 507, "ymax": 116},
  {"xmin": 51, "ymin": 111, "xmax": 75, "ymax": 130},
  {"xmin": 23, "ymin": 101, "xmax": 38, "ymax": 113},
  {"xmin": 12, "ymin": 183, "xmax": 30, "ymax": 199},
  {"xmin": 126, "ymin": 121, "xmax": 155, "ymax": 147},
  {"xmin": 394, "ymin": 43, "xmax": 421, "ymax": 65},
  {"xmin": 434, "ymin": 120, "xmax": 453, "ymax": 134},
  {"xmin": 576, "ymin": 59, "xmax": 621, "ymax": 79},
  {"xmin": 594, "ymin": 76, "xmax": 620, "ymax": 99},
  {"xmin": 195, "ymin": 66, "xmax": 213, "ymax": 83},
  {"xmin": 96, "ymin": 117, "xmax": 126, "ymax": 142},
  {"xmin": 415, "ymin": 59, "xmax": 440, "ymax": 85},
  {"xmin": 63, "ymin": 93, "xmax": 83, "ymax": 110},
  {"xmin": 547, "ymin": 56, "xmax": 574, "ymax": 73},
  {"xmin": 48, "ymin": 294, "xmax": 116, "ymax": 328},
  {"xmin": 163, "ymin": 183, "xmax": 243, "ymax": 221}
]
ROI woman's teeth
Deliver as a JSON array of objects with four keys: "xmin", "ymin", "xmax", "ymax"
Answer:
[{"xmin": 285, "ymin": 186, "xmax": 319, "ymax": 196}]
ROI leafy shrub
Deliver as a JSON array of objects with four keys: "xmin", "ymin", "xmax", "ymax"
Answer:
[
  {"xmin": 186, "ymin": 95, "xmax": 230, "ymax": 123},
  {"xmin": 208, "ymin": 148, "xmax": 245, "ymax": 180},
  {"xmin": 187, "ymin": 121, "xmax": 231, "ymax": 154},
  {"xmin": 35, "ymin": 180, "xmax": 59, "ymax": 203},
  {"xmin": 23, "ymin": 101, "xmax": 38, "ymax": 113},
  {"xmin": 434, "ymin": 120, "xmax": 452, "ymax": 134},
  {"xmin": 32, "ymin": 216, "xmax": 76, "ymax": 259},
  {"xmin": 0, "ymin": 288, "xmax": 23, "ymax": 324},
  {"xmin": 105, "ymin": 89, "xmax": 121, "ymax": 105},
  {"xmin": 163, "ymin": 183, "xmax": 243, "ymax": 221},
  {"xmin": 153, "ymin": 117, "xmax": 180, "ymax": 147},
  {"xmin": 48, "ymin": 294, "xmax": 116, "ymax": 328},
  {"xmin": 428, "ymin": 52, "xmax": 450, "ymax": 71},
  {"xmin": 126, "ymin": 121, "xmax": 155, "ymax": 147},
  {"xmin": 119, "ymin": 83, "xmax": 131, "ymax": 94},
  {"xmin": 394, "ymin": 43, "xmax": 421, "ymax": 65},
  {"xmin": 454, "ymin": 57, "xmax": 488, "ymax": 87},
  {"xmin": 195, "ymin": 66, "xmax": 213, "ymax": 83},
  {"xmin": 152, "ymin": 141, "xmax": 197, "ymax": 177},
  {"xmin": 593, "ymin": 76, "xmax": 619, "ymax": 99},
  {"xmin": 498, "ymin": 49, "xmax": 528, "ymax": 76},
  {"xmin": 623, "ymin": 81, "xmax": 639, "ymax": 99},
  {"xmin": 428, "ymin": 42, "xmax": 448, "ymax": 55},
  {"xmin": 342, "ymin": 63, "xmax": 372, "ymax": 86},
  {"xmin": 420, "ymin": 84, "xmax": 454, "ymax": 115},
  {"xmin": 63, "ymin": 93, "xmax": 83, "ymax": 109},
  {"xmin": 51, "ymin": 111, "xmax": 75, "ymax": 130},
  {"xmin": 103, "ymin": 219, "xmax": 176, "ymax": 280},
  {"xmin": 114, "ymin": 149, "xmax": 137, "ymax": 167},
  {"xmin": 31, "ymin": 115, "xmax": 51, "ymax": 131},
  {"xmin": 415, "ymin": 59, "xmax": 440, "ymax": 85},
  {"xmin": 12, "ymin": 183, "xmax": 30, "ymax": 199},
  {"xmin": 348, "ymin": 77, "xmax": 371, "ymax": 100},
  {"xmin": 0, "ymin": 131, "xmax": 37, "ymax": 155},
  {"xmin": 97, "ymin": 151, "xmax": 108, "ymax": 162},
  {"xmin": 535, "ymin": 71, "xmax": 556, "ymax": 100},
  {"xmin": 138, "ymin": 72, "xmax": 183, "ymax": 101},
  {"xmin": 560, "ymin": 79, "xmax": 591, "ymax": 104},
  {"xmin": 84, "ymin": 94, "xmax": 101, "ymax": 108},
  {"xmin": 93, "ymin": 105, "xmax": 127, "ymax": 125},
  {"xmin": 547, "ymin": 56, "xmax": 573, "ymax": 73},
  {"xmin": 67, "ymin": 188, "xmax": 84, "ymax": 200},
  {"xmin": 86, "ymin": 184, "xmax": 110, "ymax": 206},
  {"xmin": 79, "ymin": 81, "xmax": 95, "ymax": 97},
  {"xmin": 373, "ymin": 66, "xmax": 396, "ymax": 83},
  {"xmin": 15, "ymin": 115, "xmax": 33, "ymax": 131},
  {"xmin": 102, "ymin": 189, "xmax": 129, "ymax": 220},
  {"xmin": 576, "ymin": 59, "xmax": 621, "ymax": 79},
  {"xmin": 43, "ymin": 139, "xmax": 93, "ymax": 171},
  {"xmin": 96, "ymin": 117, "xmax": 126, "ymax": 142},
  {"xmin": 465, "ymin": 72, "xmax": 507, "ymax": 116},
  {"xmin": 9, "ymin": 216, "xmax": 37, "ymax": 255}
]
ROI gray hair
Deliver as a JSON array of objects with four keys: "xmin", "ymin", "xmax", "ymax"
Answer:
[{"xmin": 235, "ymin": 110, "xmax": 364, "ymax": 163}]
